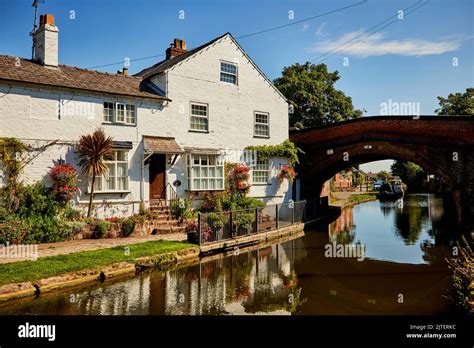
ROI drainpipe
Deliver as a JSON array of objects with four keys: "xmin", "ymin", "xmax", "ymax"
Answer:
[{"xmin": 142, "ymin": 151, "xmax": 153, "ymax": 204}]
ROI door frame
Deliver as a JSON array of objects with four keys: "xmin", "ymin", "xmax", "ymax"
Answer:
[{"xmin": 149, "ymin": 154, "xmax": 167, "ymax": 200}]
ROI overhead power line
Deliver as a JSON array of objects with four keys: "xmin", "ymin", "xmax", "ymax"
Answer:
[
  {"xmin": 86, "ymin": 0, "xmax": 367, "ymax": 70},
  {"xmin": 235, "ymin": 0, "xmax": 368, "ymax": 39},
  {"xmin": 311, "ymin": 0, "xmax": 431, "ymax": 63}
]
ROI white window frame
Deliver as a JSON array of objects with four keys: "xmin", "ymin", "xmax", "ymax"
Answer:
[
  {"xmin": 252, "ymin": 158, "xmax": 270, "ymax": 184},
  {"xmin": 186, "ymin": 154, "xmax": 224, "ymax": 191},
  {"xmin": 90, "ymin": 150, "xmax": 129, "ymax": 193},
  {"xmin": 103, "ymin": 102, "xmax": 115, "ymax": 123},
  {"xmin": 254, "ymin": 111, "xmax": 270, "ymax": 138},
  {"xmin": 102, "ymin": 102, "xmax": 136, "ymax": 126},
  {"xmin": 220, "ymin": 61, "xmax": 238, "ymax": 85},
  {"xmin": 115, "ymin": 103, "xmax": 126, "ymax": 124},
  {"xmin": 125, "ymin": 104, "xmax": 136, "ymax": 125},
  {"xmin": 190, "ymin": 102, "xmax": 209, "ymax": 132}
]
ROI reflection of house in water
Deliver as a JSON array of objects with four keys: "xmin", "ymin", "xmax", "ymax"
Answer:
[
  {"xmin": 163, "ymin": 238, "xmax": 307, "ymax": 315},
  {"xmin": 73, "ymin": 276, "xmax": 152, "ymax": 315},
  {"xmin": 60, "ymin": 237, "xmax": 308, "ymax": 315},
  {"xmin": 329, "ymin": 207, "xmax": 354, "ymax": 244}
]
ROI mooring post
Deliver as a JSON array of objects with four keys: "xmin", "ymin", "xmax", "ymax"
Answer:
[
  {"xmin": 255, "ymin": 207, "xmax": 259, "ymax": 233},
  {"xmin": 198, "ymin": 212, "xmax": 202, "ymax": 246},
  {"xmin": 292, "ymin": 202, "xmax": 295, "ymax": 224},
  {"xmin": 276, "ymin": 204, "xmax": 279, "ymax": 229}
]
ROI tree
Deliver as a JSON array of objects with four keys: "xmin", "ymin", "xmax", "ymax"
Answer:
[
  {"xmin": 377, "ymin": 170, "xmax": 390, "ymax": 182},
  {"xmin": 390, "ymin": 160, "xmax": 426, "ymax": 192},
  {"xmin": 76, "ymin": 129, "xmax": 113, "ymax": 218},
  {"xmin": 435, "ymin": 88, "xmax": 474, "ymax": 116},
  {"xmin": 273, "ymin": 62, "xmax": 363, "ymax": 128}
]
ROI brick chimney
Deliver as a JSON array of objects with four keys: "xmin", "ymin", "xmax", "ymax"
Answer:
[
  {"xmin": 166, "ymin": 38, "xmax": 187, "ymax": 60},
  {"xmin": 34, "ymin": 14, "xmax": 59, "ymax": 67}
]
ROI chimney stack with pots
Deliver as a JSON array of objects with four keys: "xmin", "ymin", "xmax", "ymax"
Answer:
[
  {"xmin": 34, "ymin": 14, "xmax": 59, "ymax": 67},
  {"xmin": 166, "ymin": 38, "xmax": 187, "ymax": 60}
]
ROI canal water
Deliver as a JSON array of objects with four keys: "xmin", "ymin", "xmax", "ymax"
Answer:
[{"xmin": 0, "ymin": 194, "xmax": 458, "ymax": 315}]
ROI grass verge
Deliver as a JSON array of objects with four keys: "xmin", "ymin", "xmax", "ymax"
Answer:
[
  {"xmin": 349, "ymin": 193, "xmax": 378, "ymax": 203},
  {"xmin": 0, "ymin": 240, "xmax": 196, "ymax": 286}
]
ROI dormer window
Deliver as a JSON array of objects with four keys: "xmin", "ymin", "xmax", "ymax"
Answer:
[{"xmin": 220, "ymin": 62, "xmax": 238, "ymax": 85}]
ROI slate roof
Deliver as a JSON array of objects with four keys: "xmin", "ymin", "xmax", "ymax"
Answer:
[
  {"xmin": 134, "ymin": 33, "xmax": 230, "ymax": 79},
  {"xmin": 0, "ymin": 55, "xmax": 170, "ymax": 101}
]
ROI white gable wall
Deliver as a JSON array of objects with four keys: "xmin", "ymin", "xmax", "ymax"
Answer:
[{"xmin": 0, "ymin": 34, "xmax": 292, "ymax": 216}]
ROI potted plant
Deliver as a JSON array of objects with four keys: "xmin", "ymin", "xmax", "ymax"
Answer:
[
  {"xmin": 279, "ymin": 165, "xmax": 297, "ymax": 182},
  {"xmin": 49, "ymin": 163, "xmax": 78, "ymax": 204},
  {"xmin": 185, "ymin": 220, "xmax": 199, "ymax": 244},
  {"xmin": 229, "ymin": 164, "xmax": 251, "ymax": 195},
  {"xmin": 258, "ymin": 213, "xmax": 273, "ymax": 231}
]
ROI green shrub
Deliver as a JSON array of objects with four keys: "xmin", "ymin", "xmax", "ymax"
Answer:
[
  {"xmin": 0, "ymin": 182, "xmax": 78, "ymax": 244},
  {"xmin": 171, "ymin": 197, "xmax": 194, "ymax": 220},
  {"xmin": 233, "ymin": 211, "xmax": 254, "ymax": 230},
  {"xmin": 94, "ymin": 221, "xmax": 111, "ymax": 239},
  {"xmin": 23, "ymin": 215, "xmax": 74, "ymax": 244},
  {"xmin": 139, "ymin": 201, "xmax": 146, "ymax": 215},
  {"xmin": 219, "ymin": 192, "xmax": 264, "ymax": 211},
  {"xmin": 63, "ymin": 206, "xmax": 81, "ymax": 220},
  {"xmin": 65, "ymin": 221, "xmax": 87, "ymax": 235},
  {"xmin": 0, "ymin": 215, "xmax": 30, "ymax": 244},
  {"xmin": 121, "ymin": 218, "xmax": 136, "ymax": 237}
]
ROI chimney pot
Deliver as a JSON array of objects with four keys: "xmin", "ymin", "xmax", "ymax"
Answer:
[
  {"xmin": 44, "ymin": 14, "xmax": 55, "ymax": 26},
  {"xmin": 166, "ymin": 38, "xmax": 188, "ymax": 60},
  {"xmin": 122, "ymin": 67, "xmax": 128, "ymax": 76},
  {"xmin": 34, "ymin": 13, "xmax": 59, "ymax": 67}
]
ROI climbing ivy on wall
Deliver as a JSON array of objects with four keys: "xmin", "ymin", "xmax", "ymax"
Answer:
[
  {"xmin": 245, "ymin": 139, "xmax": 304, "ymax": 166},
  {"xmin": 0, "ymin": 137, "xmax": 27, "ymax": 189},
  {"xmin": 0, "ymin": 137, "xmax": 59, "ymax": 212}
]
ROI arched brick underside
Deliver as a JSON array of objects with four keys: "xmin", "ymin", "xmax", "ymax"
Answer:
[{"xmin": 290, "ymin": 116, "xmax": 474, "ymax": 228}]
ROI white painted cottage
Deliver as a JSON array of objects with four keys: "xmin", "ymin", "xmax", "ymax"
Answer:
[{"xmin": 0, "ymin": 14, "xmax": 292, "ymax": 217}]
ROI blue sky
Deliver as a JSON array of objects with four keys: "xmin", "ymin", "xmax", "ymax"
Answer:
[{"xmin": 1, "ymin": 0, "xmax": 473, "ymax": 172}]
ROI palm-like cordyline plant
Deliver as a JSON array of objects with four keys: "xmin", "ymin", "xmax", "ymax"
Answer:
[{"xmin": 76, "ymin": 128, "xmax": 113, "ymax": 217}]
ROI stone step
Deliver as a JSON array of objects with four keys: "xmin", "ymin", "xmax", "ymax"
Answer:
[
  {"xmin": 149, "ymin": 206, "xmax": 171, "ymax": 212},
  {"xmin": 155, "ymin": 219, "xmax": 181, "ymax": 226},
  {"xmin": 153, "ymin": 225, "xmax": 186, "ymax": 234}
]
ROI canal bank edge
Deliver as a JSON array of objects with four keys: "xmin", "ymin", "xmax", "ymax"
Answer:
[
  {"xmin": 0, "ymin": 206, "xmax": 342, "ymax": 304},
  {"xmin": 331, "ymin": 193, "xmax": 378, "ymax": 209},
  {"xmin": 0, "ymin": 246, "xmax": 200, "ymax": 304}
]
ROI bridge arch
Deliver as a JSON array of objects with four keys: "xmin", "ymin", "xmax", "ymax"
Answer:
[{"xmin": 290, "ymin": 116, "xmax": 474, "ymax": 227}]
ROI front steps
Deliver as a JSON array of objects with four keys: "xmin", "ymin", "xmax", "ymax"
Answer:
[{"xmin": 148, "ymin": 200, "xmax": 186, "ymax": 234}]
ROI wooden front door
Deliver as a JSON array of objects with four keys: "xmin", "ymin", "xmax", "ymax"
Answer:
[{"xmin": 149, "ymin": 154, "xmax": 166, "ymax": 199}]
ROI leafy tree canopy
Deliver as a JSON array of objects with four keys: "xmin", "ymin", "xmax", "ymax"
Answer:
[
  {"xmin": 273, "ymin": 62, "xmax": 363, "ymax": 128},
  {"xmin": 377, "ymin": 170, "xmax": 391, "ymax": 181},
  {"xmin": 435, "ymin": 88, "xmax": 474, "ymax": 116}
]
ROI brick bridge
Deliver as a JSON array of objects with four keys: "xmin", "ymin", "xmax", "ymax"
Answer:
[{"xmin": 289, "ymin": 116, "xmax": 474, "ymax": 228}]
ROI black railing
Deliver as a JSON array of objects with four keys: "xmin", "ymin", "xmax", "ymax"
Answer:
[
  {"xmin": 158, "ymin": 183, "xmax": 180, "ymax": 217},
  {"xmin": 197, "ymin": 198, "xmax": 325, "ymax": 245}
]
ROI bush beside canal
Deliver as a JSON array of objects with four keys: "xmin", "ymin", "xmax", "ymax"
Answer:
[{"xmin": 445, "ymin": 237, "xmax": 474, "ymax": 314}]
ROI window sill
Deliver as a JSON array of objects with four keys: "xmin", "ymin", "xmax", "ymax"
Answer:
[
  {"xmin": 252, "ymin": 183, "xmax": 272, "ymax": 186},
  {"xmin": 86, "ymin": 190, "xmax": 131, "ymax": 195},
  {"xmin": 253, "ymin": 135, "xmax": 270, "ymax": 139},
  {"xmin": 186, "ymin": 189, "xmax": 224, "ymax": 192},
  {"xmin": 189, "ymin": 129, "xmax": 210, "ymax": 134},
  {"xmin": 102, "ymin": 123, "xmax": 136, "ymax": 127}
]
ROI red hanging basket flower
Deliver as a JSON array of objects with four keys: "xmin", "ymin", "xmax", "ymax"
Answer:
[{"xmin": 279, "ymin": 165, "xmax": 297, "ymax": 183}]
